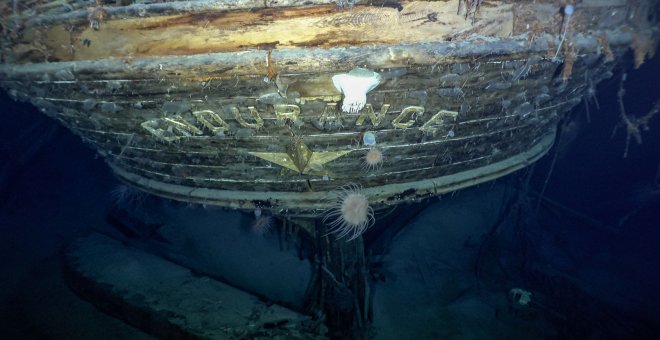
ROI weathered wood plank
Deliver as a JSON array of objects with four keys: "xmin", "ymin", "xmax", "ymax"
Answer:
[{"xmin": 13, "ymin": 2, "xmax": 514, "ymax": 63}]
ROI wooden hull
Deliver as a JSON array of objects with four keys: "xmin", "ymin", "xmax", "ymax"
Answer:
[{"xmin": 1, "ymin": 0, "xmax": 657, "ymax": 216}]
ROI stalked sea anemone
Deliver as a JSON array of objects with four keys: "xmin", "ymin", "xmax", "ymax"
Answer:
[
  {"xmin": 363, "ymin": 148, "xmax": 384, "ymax": 172},
  {"xmin": 332, "ymin": 68, "xmax": 382, "ymax": 114},
  {"xmin": 323, "ymin": 184, "xmax": 374, "ymax": 241},
  {"xmin": 251, "ymin": 208, "xmax": 274, "ymax": 236}
]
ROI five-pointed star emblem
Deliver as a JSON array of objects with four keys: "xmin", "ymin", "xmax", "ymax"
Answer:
[{"xmin": 249, "ymin": 139, "xmax": 352, "ymax": 175}]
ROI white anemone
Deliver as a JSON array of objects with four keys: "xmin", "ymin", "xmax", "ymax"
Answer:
[{"xmin": 332, "ymin": 68, "xmax": 382, "ymax": 114}]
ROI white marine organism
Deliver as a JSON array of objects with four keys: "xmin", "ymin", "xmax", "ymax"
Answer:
[
  {"xmin": 332, "ymin": 68, "xmax": 382, "ymax": 114},
  {"xmin": 362, "ymin": 131, "xmax": 377, "ymax": 146},
  {"xmin": 323, "ymin": 184, "xmax": 375, "ymax": 241},
  {"xmin": 251, "ymin": 208, "xmax": 273, "ymax": 236},
  {"xmin": 363, "ymin": 148, "xmax": 384, "ymax": 172},
  {"xmin": 109, "ymin": 184, "xmax": 146, "ymax": 210},
  {"xmin": 509, "ymin": 288, "xmax": 532, "ymax": 306}
]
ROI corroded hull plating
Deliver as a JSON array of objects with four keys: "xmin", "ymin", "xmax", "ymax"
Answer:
[{"xmin": 0, "ymin": 0, "xmax": 657, "ymax": 216}]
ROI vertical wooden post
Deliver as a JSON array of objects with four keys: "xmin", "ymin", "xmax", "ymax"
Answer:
[{"xmin": 315, "ymin": 219, "xmax": 370, "ymax": 339}]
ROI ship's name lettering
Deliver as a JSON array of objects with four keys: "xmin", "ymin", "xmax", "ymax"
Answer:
[{"xmin": 141, "ymin": 103, "xmax": 458, "ymax": 142}]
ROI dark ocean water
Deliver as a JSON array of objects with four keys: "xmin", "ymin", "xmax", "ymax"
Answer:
[{"xmin": 0, "ymin": 52, "xmax": 659, "ymax": 339}]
